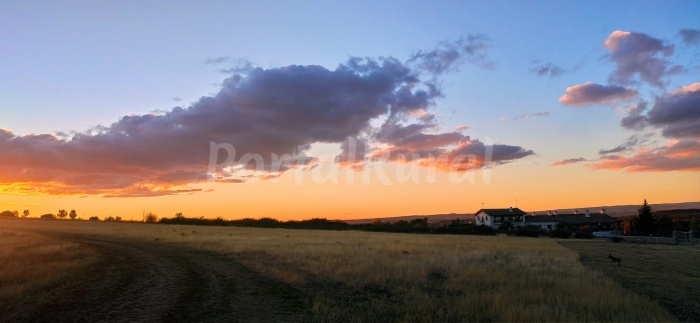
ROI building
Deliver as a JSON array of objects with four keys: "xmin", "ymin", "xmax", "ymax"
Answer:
[
  {"xmin": 476, "ymin": 207, "xmax": 620, "ymax": 232},
  {"xmin": 475, "ymin": 207, "xmax": 526, "ymax": 228},
  {"xmin": 525, "ymin": 209, "xmax": 620, "ymax": 232}
]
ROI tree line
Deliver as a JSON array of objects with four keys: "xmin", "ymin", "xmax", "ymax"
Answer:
[{"xmin": 3, "ymin": 200, "xmax": 697, "ymax": 237}]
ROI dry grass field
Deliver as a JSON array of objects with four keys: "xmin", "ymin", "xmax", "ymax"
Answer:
[
  {"xmin": 1, "ymin": 218, "xmax": 680, "ymax": 322},
  {"xmin": 0, "ymin": 224, "xmax": 97, "ymax": 321},
  {"xmin": 561, "ymin": 240, "xmax": 700, "ymax": 322}
]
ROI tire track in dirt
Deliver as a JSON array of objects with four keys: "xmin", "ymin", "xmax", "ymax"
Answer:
[{"xmin": 32, "ymin": 234, "xmax": 311, "ymax": 323}]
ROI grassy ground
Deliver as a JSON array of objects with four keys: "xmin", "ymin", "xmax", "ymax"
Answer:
[
  {"xmin": 1, "ymin": 218, "xmax": 679, "ymax": 322},
  {"xmin": 0, "ymin": 223, "xmax": 97, "ymax": 321},
  {"xmin": 561, "ymin": 239, "xmax": 700, "ymax": 322}
]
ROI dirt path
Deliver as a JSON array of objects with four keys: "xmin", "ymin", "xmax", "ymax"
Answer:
[{"xmin": 31, "ymin": 234, "xmax": 311, "ymax": 323}]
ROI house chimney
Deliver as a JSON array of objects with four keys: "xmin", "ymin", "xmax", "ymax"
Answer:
[
  {"xmin": 601, "ymin": 208, "xmax": 606, "ymax": 214},
  {"xmin": 547, "ymin": 211, "xmax": 551, "ymax": 216},
  {"xmin": 585, "ymin": 209, "xmax": 590, "ymax": 217},
  {"xmin": 509, "ymin": 207, "xmax": 513, "ymax": 213},
  {"xmin": 553, "ymin": 210, "xmax": 557, "ymax": 215},
  {"xmin": 574, "ymin": 210, "xmax": 578, "ymax": 215},
  {"xmin": 532, "ymin": 212, "xmax": 536, "ymax": 216}
]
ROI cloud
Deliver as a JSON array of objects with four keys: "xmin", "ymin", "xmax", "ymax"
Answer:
[
  {"xmin": 0, "ymin": 37, "xmax": 534, "ymax": 196},
  {"xmin": 368, "ymin": 119, "xmax": 534, "ymax": 171},
  {"xmin": 598, "ymin": 134, "xmax": 649, "ymax": 155},
  {"xmin": 335, "ymin": 137, "xmax": 369, "ymax": 171},
  {"xmin": 529, "ymin": 62, "xmax": 565, "ymax": 77},
  {"xmin": 620, "ymin": 102, "xmax": 648, "ymax": 130},
  {"xmin": 455, "ymin": 125, "xmax": 470, "ymax": 131},
  {"xmin": 600, "ymin": 83, "xmax": 700, "ymax": 173},
  {"xmin": 497, "ymin": 116, "xmax": 509, "ymax": 121},
  {"xmin": 370, "ymin": 135, "xmax": 534, "ymax": 172},
  {"xmin": 204, "ymin": 56, "xmax": 230, "ymax": 65},
  {"xmin": 679, "ymin": 29, "xmax": 700, "ymax": 45},
  {"xmin": 551, "ymin": 158, "xmax": 586, "ymax": 166},
  {"xmin": 513, "ymin": 112, "xmax": 551, "ymax": 121},
  {"xmin": 603, "ymin": 30, "xmax": 684, "ymax": 87},
  {"xmin": 407, "ymin": 34, "xmax": 494, "ymax": 75},
  {"xmin": 559, "ymin": 82, "xmax": 638, "ymax": 106},
  {"xmin": 103, "ymin": 187, "xmax": 203, "ymax": 198},
  {"xmin": 647, "ymin": 83, "xmax": 700, "ymax": 139},
  {"xmin": 592, "ymin": 139, "xmax": 700, "ymax": 172}
]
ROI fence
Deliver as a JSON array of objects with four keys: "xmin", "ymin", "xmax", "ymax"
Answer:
[{"xmin": 673, "ymin": 230, "xmax": 698, "ymax": 245}]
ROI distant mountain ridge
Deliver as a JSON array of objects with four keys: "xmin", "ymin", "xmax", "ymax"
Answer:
[{"xmin": 342, "ymin": 201, "xmax": 700, "ymax": 224}]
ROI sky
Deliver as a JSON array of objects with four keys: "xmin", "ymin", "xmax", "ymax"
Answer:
[{"xmin": 1, "ymin": 0, "xmax": 699, "ymax": 220}]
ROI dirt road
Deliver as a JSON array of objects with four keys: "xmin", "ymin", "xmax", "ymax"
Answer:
[{"xmin": 29, "ymin": 234, "xmax": 311, "ymax": 323}]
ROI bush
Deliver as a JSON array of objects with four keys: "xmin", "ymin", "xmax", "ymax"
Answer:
[
  {"xmin": 515, "ymin": 227, "xmax": 541, "ymax": 238},
  {"xmin": 0, "ymin": 210, "xmax": 16, "ymax": 217},
  {"xmin": 497, "ymin": 221, "xmax": 513, "ymax": 234},
  {"xmin": 471, "ymin": 225, "xmax": 496, "ymax": 236},
  {"xmin": 88, "ymin": 216, "xmax": 100, "ymax": 221},
  {"xmin": 550, "ymin": 229, "xmax": 572, "ymax": 239},
  {"xmin": 573, "ymin": 231, "xmax": 594, "ymax": 239},
  {"xmin": 144, "ymin": 212, "xmax": 158, "ymax": 223},
  {"xmin": 40, "ymin": 213, "xmax": 56, "ymax": 219},
  {"xmin": 610, "ymin": 236, "xmax": 624, "ymax": 243}
]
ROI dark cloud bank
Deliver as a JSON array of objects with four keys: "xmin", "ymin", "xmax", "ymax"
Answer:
[{"xmin": 0, "ymin": 36, "xmax": 534, "ymax": 196}]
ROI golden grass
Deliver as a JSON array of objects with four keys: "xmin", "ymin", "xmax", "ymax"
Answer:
[
  {"xmin": 1, "ymin": 218, "xmax": 677, "ymax": 322},
  {"xmin": 0, "ymin": 220, "xmax": 97, "ymax": 320}
]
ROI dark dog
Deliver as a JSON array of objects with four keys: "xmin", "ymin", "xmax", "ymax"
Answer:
[{"xmin": 607, "ymin": 253, "xmax": 622, "ymax": 266}]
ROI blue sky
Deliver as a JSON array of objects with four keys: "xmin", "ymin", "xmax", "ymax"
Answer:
[
  {"xmin": 3, "ymin": 1, "xmax": 696, "ymax": 136},
  {"xmin": 0, "ymin": 0, "xmax": 698, "ymax": 219}
]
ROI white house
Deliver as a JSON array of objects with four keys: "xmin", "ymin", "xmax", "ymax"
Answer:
[
  {"xmin": 475, "ymin": 208, "xmax": 620, "ymax": 232},
  {"xmin": 475, "ymin": 207, "xmax": 526, "ymax": 228}
]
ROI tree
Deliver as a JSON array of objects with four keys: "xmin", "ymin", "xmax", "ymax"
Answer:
[
  {"xmin": 22, "ymin": 210, "xmax": 30, "ymax": 218},
  {"xmin": 88, "ymin": 216, "xmax": 100, "ymax": 221},
  {"xmin": 11, "ymin": 210, "xmax": 19, "ymax": 217},
  {"xmin": 69, "ymin": 210, "xmax": 77, "ymax": 220},
  {"xmin": 57, "ymin": 209, "xmax": 68, "ymax": 219},
  {"xmin": 633, "ymin": 199, "xmax": 656, "ymax": 236},
  {"xmin": 40, "ymin": 213, "xmax": 56, "ymax": 219},
  {"xmin": 0, "ymin": 210, "xmax": 15, "ymax": 217},
  {"xmin": 175, "ymin": 212, "xmax": 184, "ymax": 219},
  {"xmin": 144, "ymin": 212, "xmax": 158, "ymax": 223},
  {"xmin": 691, "ymin": 217, "xmax": 699, "ymax": 232}
]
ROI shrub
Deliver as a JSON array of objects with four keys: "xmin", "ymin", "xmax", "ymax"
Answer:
[
  {"xmin": 515, "ymin": 226, "xmax": 541, "ymax": 238},
  {"xmin": 0, "ymin": 210, "xmax": 16, "ymax": 217},
  {"xmin": 40, "ymin": 213, "xmax": 56, "ymax": 219},
  {"xmin": 497, "ymin": 221, "xmax": 514, "ymax": 234},
  {"xmin": 610, "ymin": 236, "xmax": 624, "ymax": 243},
  {"xmin": 144, "ymin": 212, "xmax": 158, "ymax": 223},
  {"xmin": 550, "ymin": 229, "xmax": 572, "ymax": 239},
  {"xmin": 88, "ymin": 216, "xmax": 100, "ymax": 221},
  {"xmin": 471, "ymin": 225, "xmax": 496, "ymax": 236},
  {"xmin": 573, "ymin": 231, "xmax": 594, "ymax": 239}
]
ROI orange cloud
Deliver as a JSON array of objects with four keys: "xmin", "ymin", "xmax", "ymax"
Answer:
[
  {"xmin": 592, "ymin": 140, "xmax": 700, "ymax": 172},
  {"xmin": 551, "ymin": 158, "xmax": 587, "ymax": 166},
  {"xmin": 559, "ymin": 82, "xmax": 638, "ymax": 106}
]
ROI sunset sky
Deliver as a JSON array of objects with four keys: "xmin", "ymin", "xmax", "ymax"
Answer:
[{"xmin": 1, "ymin": 1, "xmax": 699, "ymax": 220}]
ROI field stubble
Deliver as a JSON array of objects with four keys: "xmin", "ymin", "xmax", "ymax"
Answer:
[
  {"xmin": 1, "ymin": 218, "xmax": 677, "ymax": 322},
  {"xmin": 561, "ymin": 240, "xmax": 700, "ymax": 322},
  {"xmin": 0, "ymin": 227, "xmax": 97, "ymax": 321}
]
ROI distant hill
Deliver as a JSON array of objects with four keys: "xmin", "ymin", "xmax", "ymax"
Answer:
[{"xmin": 342, "ymin": 201, "xmax": 700, "ymax": 224}]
